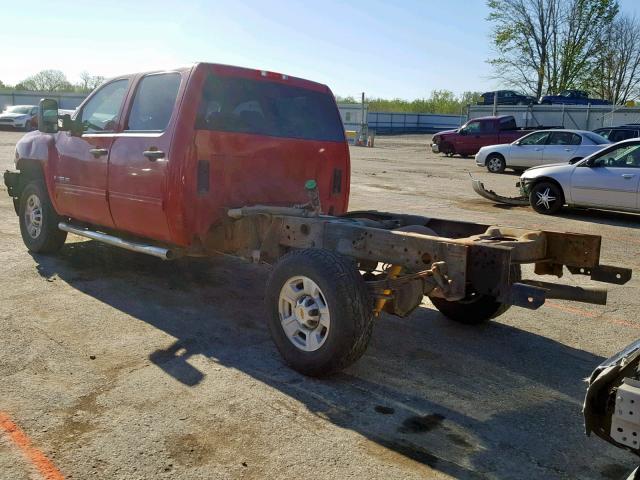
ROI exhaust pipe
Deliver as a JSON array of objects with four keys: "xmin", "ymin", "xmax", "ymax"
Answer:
[{"xmin": 58, "ymin": 222, "xmax": 178, "ymax": 260}]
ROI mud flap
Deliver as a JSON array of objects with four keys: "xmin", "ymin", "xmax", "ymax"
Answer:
[{"xmin": 470, "ymin": 174, "xmax": 529, "ymax": 206}]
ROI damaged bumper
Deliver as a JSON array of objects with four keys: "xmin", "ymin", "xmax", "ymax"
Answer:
[{"xmin": 470, "ymin": 174, "xmax": 529, "ymax": 206}]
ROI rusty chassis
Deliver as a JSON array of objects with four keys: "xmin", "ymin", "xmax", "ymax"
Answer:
[{"xmin": 204, "ymin": 206, "xmax": 631, "ymax": 316}]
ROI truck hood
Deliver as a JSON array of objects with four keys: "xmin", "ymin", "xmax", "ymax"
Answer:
[{"xmin": 433, "ymin": 129, "xmax": 458, "ymax": 139}]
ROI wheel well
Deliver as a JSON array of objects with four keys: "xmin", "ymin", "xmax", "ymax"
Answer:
[
  {"xmin": 530, "ymin": 177, "xmax": 566, "ymax": 203},
  {"xmin": 16, "ymin": 159, "xmax": 45, "ymax": 181},
  {"xmin": 485, "ymin": 152, "xmax": 505, "ymax": 165},
  {"xmin": 13, "ymin": 159, "xmax": 45, "ymax": 199}
]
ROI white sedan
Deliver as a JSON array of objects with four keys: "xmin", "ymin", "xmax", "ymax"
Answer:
[
  {"xmin": 475, "ymin": 129, "xmax": 610, "ymax": 173},
  {"xmin": 519, "ymin": 139, "xmax": 640, "ymax": 214}
]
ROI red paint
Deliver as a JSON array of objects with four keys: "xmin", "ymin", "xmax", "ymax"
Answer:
[
  {"xmin": 0, "ymin": 411, "xmax": 64, "ymax": 480},
  {"xmin": 15, "ymin": 63, "xmax": 349, "ymax": 247},
  {"xmin": 432, "ymin": 115, "xmax": 535, "ymax": 156}
]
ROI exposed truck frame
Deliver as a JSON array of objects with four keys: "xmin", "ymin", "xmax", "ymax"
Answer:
[{"xmin": 2, "ymin": 62, "xmax": 633, "ymax": 376}]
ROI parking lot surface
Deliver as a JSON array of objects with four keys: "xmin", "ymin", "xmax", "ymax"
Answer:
[{"xmin": 1, "ymin": 131, "xmax": 639, "ymax": 479}]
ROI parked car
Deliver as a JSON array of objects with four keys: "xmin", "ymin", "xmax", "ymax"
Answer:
[
  {"xmin": 0, "ymin": 105, "xmax": 38, "ymax": 131},
  {"xmin": 478, "ymin": 90, "xmax": 536, "ymax": 106},
  {"xmin": 519, "ymin": 139, "xmax": 640, "ymax": 214},
  {"xmin": 539, "ymin": 89, "xmax": 610, "ymax": 105},
  {"xmin": 584, "ymin": 339, "xmax": 640, "ymax": 480},
  {"xmin": 475, "ymin": 129, "xmax": 610, "ymax": 173},
  {"xmin": 431, "ymin": 115, "xmax": 557, "ymax": 157},
  {"xmin": 593, "ymin": 126, "xmax": 640, "ymax": 143}
]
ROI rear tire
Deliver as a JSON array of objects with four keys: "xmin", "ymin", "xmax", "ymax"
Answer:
[
  {"xmin": 265, "ymin": 249, "xmax": 374, "ymax": 377},
  {"xmin": 18, "ymin": 181, "xmax": 67, "ymax": 253},
  {"xmin": 529, "ymin": 181, "xmax": 563, "ymax": 215},
  {"xmin": 429, "ymin": 265, "xmax": 521, "ymax": 325},
  {"xmin": 486, "ymin": 154, "xmax": 506, "ymax": 173}
]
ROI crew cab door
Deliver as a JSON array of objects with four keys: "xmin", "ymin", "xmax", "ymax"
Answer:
[
  {"xmin": 542, "ymin": 131, "xmax": 580, "ymax": 164},
  {"xmin": 52, "ymin": 78, "xmax": 130, "ymax": 227},
  {"xmin": 570, "ymin": 143, "xmax": 640, "ymax": 210},
  {"xmin": 455, "ymin": 120, "xmax": 494, "ymax": 155},
  {"xmin": 107, "ymin": 72, "xmax": 182, "ymax": 242}
]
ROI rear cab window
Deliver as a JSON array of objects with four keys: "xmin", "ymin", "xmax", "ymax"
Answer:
[{"xmin": 195, "ymin": 75, "xmax": 345, "ymax": 142}]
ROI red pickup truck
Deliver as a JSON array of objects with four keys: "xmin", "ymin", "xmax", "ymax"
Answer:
[
  {"xmin": 431, "ymin": 115, "xmax": 549, "ymax": 157},
  {"xmin": 3, "ymin": 63, "xmax": 630, "ymax": 376}
]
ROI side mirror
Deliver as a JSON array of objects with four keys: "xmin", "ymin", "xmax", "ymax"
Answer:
[
  {"xmin": 459, "ymin": 129, "xmax": 467, "ymax": 136},
  {"xmin": 38, "ymin": 98, "xmax": 59, "ymax": 133}
]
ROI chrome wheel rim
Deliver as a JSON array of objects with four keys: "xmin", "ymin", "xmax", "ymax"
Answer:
[
  {"xmin": 278, "ymin": 276, "xmax": 330, "ymax": 352},
  {"xmin": 24, "ymin": 194, "xmax": 43, "ymax": 239},
  {"xmin": 488, "ymin": 157, "xmax": 503, "ymax": 172},
  {"xmin": 535, "ymin": 187, "xmax": 556, "ymax": 210}
]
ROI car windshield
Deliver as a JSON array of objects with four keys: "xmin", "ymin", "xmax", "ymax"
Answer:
[
  {"xmin": 4, "ymin": 106, "xmax": 32, "ymax": 114},
  {"xmin": 583, "ymin": 132, "xmax": 610, "ymax": 145}
]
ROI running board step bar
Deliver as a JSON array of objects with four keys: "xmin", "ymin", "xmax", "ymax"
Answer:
[{"xmin": 58, "ymin": 222, "xmax": 179, "ymax": 260}]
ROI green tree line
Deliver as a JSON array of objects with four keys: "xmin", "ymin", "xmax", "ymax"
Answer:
[
  {"xmin": 0, "ymin": 69, "xmax": 104, "ymax": 94},
  {"xmin": 336, "ymin": 90, "xmax": 482, "ymax": 115}
]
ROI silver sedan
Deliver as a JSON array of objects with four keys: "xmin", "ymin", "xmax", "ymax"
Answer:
[
  {"xmin": 520, "ymin": 139, "xmax": 640, "ymax": 214},
  {"xmin": 475, "ymin": 129, "xmax": 610, "ymax": 173}
]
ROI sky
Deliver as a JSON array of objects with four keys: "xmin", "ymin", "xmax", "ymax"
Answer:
[{"xmin": 2, "ymin": 0, "xmax": 640, "ymax": 100}]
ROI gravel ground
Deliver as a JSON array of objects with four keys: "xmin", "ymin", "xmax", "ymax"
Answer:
[{"xmin": 0, "ymin": 131, "xmax": 639, "ymax": 479}]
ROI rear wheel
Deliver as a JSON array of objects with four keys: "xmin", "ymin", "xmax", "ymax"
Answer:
[
  {"xmin": 23, "ymin": 121, "xmax": 32, "ymax": 132},
  {"xmin": 529, "ymin": 181, "xmax": 563, "ymax": 214},
  {"xmin": 486, "ymin": 154, "xmax": 506, "ymax": 173},
  {"xmin": 429, "ymin": 265, "xmax": 521, "ymax": 325},
  {"xmin": 265, "ymin": 249, "xmax": 374, "ymax": 377},
  {"xmin": 18, "ymin": 181, "xmax": 67, "ymax": 253}
]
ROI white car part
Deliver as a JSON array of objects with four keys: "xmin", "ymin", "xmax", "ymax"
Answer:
[{"xmin": 611, "ymin": 378, "xmax": 640, "ymax": 449}]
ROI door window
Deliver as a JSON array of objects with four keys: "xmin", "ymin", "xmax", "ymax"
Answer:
[
  {"xmin": 592, "ymin": 144, "xmax": 640, "ymax": 168},
  {"xmin": 464, "ymin": 121, "xmax": 481, "ymax": 134},
  {"xmin": 548, "ymin": 131, "xmax": 581, "ymax": 145},
  {"xmin": 519, "ymin": 131, "xmax": 550, "ymax": 145},
  {"xmin": 126, "ymin": 73, "xmax": 181, "ymax": 131},
  {"xmin": 79, "ymin": 79, "xmax": 129, "ymax": 133},
  {"xmin": 610, "ymin": 129, "xmax": 638, "ymax": 142}
]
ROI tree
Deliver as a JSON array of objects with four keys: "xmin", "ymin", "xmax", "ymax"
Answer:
[
  {"xmin": 588, "ymin": 15, "xmax": 640, "ymax": 103},
  {"xmin": 0, "ymin": 79, "xmax": 5, "ymax": 89},
  {"xmin": 17, "ymin": 69, "xmax": 72, "ymax": 92},
  {"xmin": 487, "ymin": 0, "xmax": 618, "ymax": 97},
  {"xmin": 77, "ymin": 71, "xmax": 105, "ymax": 92}
]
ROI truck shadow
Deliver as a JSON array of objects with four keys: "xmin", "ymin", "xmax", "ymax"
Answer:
[{"xmin": 31, "ymin": 240, "xmax": 635, "ymax": 479}]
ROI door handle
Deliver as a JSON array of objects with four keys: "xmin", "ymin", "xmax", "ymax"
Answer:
[
  {"xmin": 622, "ymin": 173, "xmax": 635, "ymax": 179},
  {"xmin": 564, "ymin": 148, "xmax": 572, "ymax": 151},
  {"xmin": 143, "ymin": 150, "xmax": 165, "ymax": 161},
  {"xmin": 89, "ymin": 148, "xmax": 108, "ymax": 157}
]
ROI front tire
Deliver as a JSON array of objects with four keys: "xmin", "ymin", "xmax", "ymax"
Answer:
[
  {"xmin": 529, "ymin": 181, "xmax": 563, "ymax": 215},
  {"xmin": 486, "ymin": 154, "xmax": 506, "ymax": 173},
  {"xmin": 265, "ymin": 249, "xmax": 373, "ymax": 377},
  {"xmin": 18, "ymin": 181, "xmax": 67, "ymax": 253},
  {"xmin": 429, "ymin": 265, "xmax": 521, "ymax": 325}
]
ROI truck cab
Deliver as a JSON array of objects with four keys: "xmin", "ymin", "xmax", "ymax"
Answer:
[{"xmin": 8, "ymin": 63, "xmax": 349, "ymax": 249}]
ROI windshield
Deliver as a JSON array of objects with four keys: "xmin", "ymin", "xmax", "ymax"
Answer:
[{"xmin": 4, "ymin": 106, "xmax": 32, "ymax": 114}]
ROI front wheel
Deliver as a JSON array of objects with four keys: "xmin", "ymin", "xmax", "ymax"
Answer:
[
  {"xmin": 18, "ymin": 181, "xmax": 67, "ymax": 253},
  {"xmin": 529, "ymin": 181, "xmax": 563, "ymax": 214},
  {"xmin": 486, "ymin": 154, "xmax": 506, "ymax": 173},
  {"xmin": 265, "ymin": 249, "xmax": 374, "ymax": 377}
]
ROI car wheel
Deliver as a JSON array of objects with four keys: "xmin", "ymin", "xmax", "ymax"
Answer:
[
  {"xmin": 529, "ymin": 181, "xmax": 563, "ymax": 215},
  {"xmin": 265, "ymin": 248, "xmax": 374, "ymax": 377},
  {"xmin": 486, "ymin": 154, "xmax": 506, "ymax": 173},
  {"xmin": 23, "ymin": 121, "xmax": 32, "ymax": 132},
  {"xmin": 19, "ymin": 181, "xmax": 67, "ymax": 253}
]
